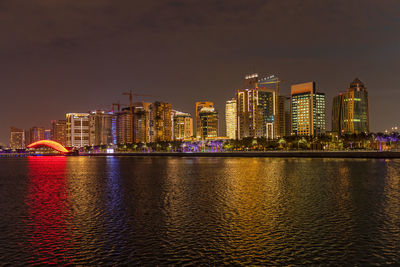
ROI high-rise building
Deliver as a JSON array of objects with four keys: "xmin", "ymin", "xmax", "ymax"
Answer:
[
  {"xmin": 132, "ymin": 102, "xmax": 151, "ymax": 143},
  {"xmin": 331, "ymin": 94, "xmax": 343, "ymax": 134},
  {"xmin": 278, "ymin": 96, "xmax": 291, "ymax": 137},
  {"xmin": 89, "ymin": 110, "xmax": 115, "ymax": 146},
  {"xmin": 195, "ymin": 101, "xmax": 214, "ymax": 138},
  {"xmin": 291, "ymin": 82, "xmax": 326, "ymax": 136},
  {"xmin": 51, "ymin": 120, "xmax": 67, "ymax": 146},
  {"xmin": 24, "ymin": 129, "xmax": 31, "ymax": 147},
  {"xmin": 236, "ymin": 74, "xmax": 280, "ymax": 139},
  {"xmin": 173, "ymin": 111, "xmax": 193, "ymax": 140},
  {"xmin": 44, "ymin": 129, "xmax": 52, "ymax": 140},
  {"xmin": 225, "ymin": 99, "xmax": 237, "ymax": 139},
  {"xmin": 29, "ymin": 127, "xmax": 45, "ymax": 143},
  {"xmin": 198, "ymin": 107, "xmax": 218, "ymax": 140},
  {"xmin": 116, "ymin": 109, "xmax": 133, "ymax": 144},
  {"xmin": 331, "ymin": 78, "xmax": 369, "ymax": 135},
  {"xmin": 66, "ymin": 113, "xmax": 90, "ymax": 147},
  {"xmin": 150, "ymin": 101, "xmax": 172, "ymax": 142},
  {"xmin": 10, "ymin": 127, "xmax": 25, "ymax": 149}
]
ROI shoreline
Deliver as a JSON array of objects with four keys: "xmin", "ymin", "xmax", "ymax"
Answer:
[
  {"xmin": 84, "ymin": 151, "xmax": 400, "ymax": 158},
  {"xmin": 2, "ymin": 151, "xmax": 399, "ymax": 158}
]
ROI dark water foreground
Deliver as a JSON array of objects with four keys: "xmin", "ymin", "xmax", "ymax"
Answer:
[{"xmin": 0, "ymin": 156, "xmax": 399, "ymax": 265}]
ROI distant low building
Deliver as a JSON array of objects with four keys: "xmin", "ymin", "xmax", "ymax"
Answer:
[{"xmin": 10, "ymin": 127, "xmax": 25, "ymax": 149}]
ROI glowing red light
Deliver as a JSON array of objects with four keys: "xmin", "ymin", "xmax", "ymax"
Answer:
[{"xmin": 27, "ymin": 140, "xmax": 69, "ymax": 153}]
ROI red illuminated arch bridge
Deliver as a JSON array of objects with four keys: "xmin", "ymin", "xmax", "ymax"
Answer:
[{"xmin": 27, "ymin": 140, "xmax": 70, "ymax": 153}]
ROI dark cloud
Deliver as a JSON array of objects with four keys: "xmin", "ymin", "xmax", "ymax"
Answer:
[{"xmin": 1, "ymin": 0, "xmax": 400, "ymax": 143}]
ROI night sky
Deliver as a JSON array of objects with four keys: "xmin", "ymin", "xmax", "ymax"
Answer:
[{"xmin": 1, "ymin": 0, "xmax": 400, "ymax": 144}]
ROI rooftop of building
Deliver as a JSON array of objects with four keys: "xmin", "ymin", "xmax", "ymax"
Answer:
[
  {"xmin": 349, "ymin": 78, "xmax": 367, "ymax": 92},
  {"xmin": 199, "ymin": 107, "xmax": 217, "ymax": 113}
]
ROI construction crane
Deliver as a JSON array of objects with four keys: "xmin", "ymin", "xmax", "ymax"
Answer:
[
  {"xmin": 122, "ymin": 89, "xmax": 159, "ymax": 116},
  {"xmin": 257, "ymin": 75, "xmax": 282, "ymax": 92},
  {"xmin": 112, "ymin": 102, "xmax": 121, "ymax": 112}
]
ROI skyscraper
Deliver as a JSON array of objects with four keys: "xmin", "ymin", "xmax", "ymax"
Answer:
[
  {"xmin": 132, "ymin": 102, "xmax": 151, "ymax": 143},
  {"xmin": 29, "ymin": 127, "xmax": 45, "ymax": 143},
  {"xmin": 198, "ymin": 107, "xmax": 218, "ymax": 140},
  {"xmin": 44, "ymin": 129, "xmax": 52, "ymax": 140},
  {"xmin": 195, "ymin": 101, "xmax": 214, "ymax": 139},
  {"xmin": 89, "ymin": 110, "xmax": 115, "ymax": 146},
  {"xmin": 173, "ymin": 111, "xmax": 193, "ymax": 140},
  {"xmin": 66, "ymin": 113, "xmax": 90, "ymax": 147},
  {"xmin": 225, "ymin": 99, "xmax": 237, "ymax": 139},
  {"xmin": 150, "ymin": 101, "xmax": 172, "ymax": 142},
  {"xmin": 51, "ymin": 120, "xmax": 67, "ymax": 146},
  {"xmin": 116, "ymin": 109, "xmax": 133, "ymax": 144},
  {"xmin": 291, "ymin": 82, "xmax": 326, "ymax": 136},
  {"xmin": 331, "ymin": 94, "xmax": 343, "ymax": 134},
  {"xmin": 236, "ymin": 74, "xmax": 280, "ymax": 139},
  {"xmin": 278, "ymin": 96, "xmax": 291, "ymax": 137},
  {"xmin": 331, "ymin": 78, "xmax": 369, "ymax": 135},
  {"xmin": 9, "ymin": 127, "xmax": 25, "ymax": 149}
]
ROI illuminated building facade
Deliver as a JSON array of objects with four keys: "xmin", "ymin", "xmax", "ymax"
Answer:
[
  {"xmin": 199, "ymin": 107, "xmax": 218, "ymax": 139},
  {"xmin": 225, "ymin": 99, "xmax": 237, "ymax": 139},
  {"xmin": 116, "ymin": 109, "xmax": 133, "ymax": 144},
  {"xmin": 133, "ymin": 102, "xmax": 151, "ymax": 143},
  {"xmin": 66, "ymin": 113, "xmax": 90, "ymax": 147},
  {"xmin": 196, "ymin": 101, "xmax": 214, "ymax": 138},
  {"xmin": 173, "ymin": 111, "xmax": 193, "ymax": 140},
  {"xmin": 236, "ymin": 74, "xmax": 280, "ymax": 139},
  {"xmin": 51, "ymin": 120, "xmax": 67, "ymax": 146},
  {"xmin": 89, "ymin": 110, "xmax": 115, "ymax": 146},
  {"xmin": 150, "ymin": 101, "xmax": 172, "ymax": 142},
  {"xmin": 291, "ymin": 82, "xmax": 326, "ymax": 136},
  {"xmin": 10, "ymin": 127, "xmax": 25, "ymax": 149},
  {"xmin": 29, "ymin": 127, "xmax": 45, "ymax": 143},
  {"xmin": 332, "ymin": 78, "xmax": 369, "ymax": 134},
  {"xmin": 331, "ymin": 94, "xmax": 343, "ymax": 134},
  {"xmin": 44, "ymin": 129, "xmax": 52, "ymax": 140},
  {"xmin": 278, "ymin": 96, "xmax": 291, "ymax": 137}
]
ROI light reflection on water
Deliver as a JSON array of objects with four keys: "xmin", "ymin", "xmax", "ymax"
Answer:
[{"xmin": 0, "ymin": 157, "xmax": 399, "ymax": 265}]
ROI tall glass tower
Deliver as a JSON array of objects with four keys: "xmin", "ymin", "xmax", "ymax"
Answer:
[
  {"xmin": 291, "ymin": 81, "xmax": 326, "ymax": 136},
  {"xmin": 331, "ymin": 78, "xmax": 369, "ymax": 135}
]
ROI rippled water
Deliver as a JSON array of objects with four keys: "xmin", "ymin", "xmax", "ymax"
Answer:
[{"xmin": 0, "ymin": 156, "xmax": 399, "ymax": 265}]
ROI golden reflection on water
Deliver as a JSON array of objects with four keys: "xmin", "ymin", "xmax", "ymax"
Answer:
[
  {"xmin": 66, "ymin": 157, "xmax": 105, "ymax": 260},
  {"xmin": 381, "ymin": 160, "xmax": 400, "ymax": 253},
  {"xmin": 20, "ymin": 157, "xmax": 400, "ymax": 265},
  {"xmin": 219, "ymin": 158, "xmax": 286, "ymax": 261}
]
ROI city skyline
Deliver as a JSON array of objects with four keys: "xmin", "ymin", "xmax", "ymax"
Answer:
[
  {"xmin": 1, "ymin": 1, "xmax": 400, "ymax": 144},
  {"xmin": 5, "ymin": 75, "xmax": 399, "ymax": 147}
]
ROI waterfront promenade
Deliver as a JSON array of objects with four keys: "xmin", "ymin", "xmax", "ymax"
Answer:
[
  {"xmin": 2, "ymin": 151, "xmax": 400, "ymax": 158},
  {"xmin": 86, "ymin": 151, "xmax": 400, "ymax": 158}
]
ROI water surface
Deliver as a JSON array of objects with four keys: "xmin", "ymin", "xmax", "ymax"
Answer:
[{"xmin": 0, "ymin": 156, "xmax": 399, "ymax": 265}]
